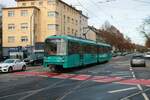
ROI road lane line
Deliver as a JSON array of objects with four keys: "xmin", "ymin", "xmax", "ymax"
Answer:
[
  {"xmin": 142, "ymin": 93, "xmax": 150, "ymax": 100},
  {"xmin": 108, "ymin": 87, "xmax": 137, "ymax": 93},
  {"xmin": 130, "ymin": 67, "xmax": 149, "ymax": 100},
  {"xmin": 137, "ymin": 84, "xmax": 149, "ymax": 100}
]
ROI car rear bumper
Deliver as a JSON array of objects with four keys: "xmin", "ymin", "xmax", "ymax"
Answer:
[{"xmin": 131, "ymin": 64, "xmax": 145, "ymax": 67}]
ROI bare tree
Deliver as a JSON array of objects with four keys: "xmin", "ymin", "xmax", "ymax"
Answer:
[{"xmin": 139, "ymin": 17, "xmax": 150, "ymax": 48}]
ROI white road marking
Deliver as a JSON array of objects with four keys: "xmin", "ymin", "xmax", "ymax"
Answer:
[
  {"xmin": 130, "ymin": 67, "xmax": 149, "ymax": 100},
  {"xmin": 142, "ymin": 93, "xmax": 150, "ymax": 100},
  {"xmin": 137, "ymin": 84, "xmax": 149, "ymax": 100},
  {"xmin": 108, "ymin": 87, "xmax": 137, "ymax": 93},
  {"xmin": 130, "ymin": 67, "xmax": 133, "ymax": 71},
  {"xmin": 137, "ymin": 84, "xmax": 143, "ymax": 90}
]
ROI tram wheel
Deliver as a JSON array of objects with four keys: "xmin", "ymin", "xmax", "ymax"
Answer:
[{"xmin": 49, "ymin": 65, "xmax": 63, "ymax": 72}]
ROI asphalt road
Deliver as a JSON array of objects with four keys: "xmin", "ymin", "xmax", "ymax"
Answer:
[{"xmin": 0, "ymin": 55, "xmax": 150, "ymax": 100}]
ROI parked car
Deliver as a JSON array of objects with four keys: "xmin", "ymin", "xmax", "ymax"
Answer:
[
  {"xmin": 0, "ymin": 59, "xmax": 26, "ymax": 72},
  {"xmin": 0, "ymin": 56, "xmax": 9, "ymax": 62},
  {"xmin": 112, "ymin": 53, "xmax": 117, "ymax": 57},
  {"xmin": 23, "ymin": 53, "xmax": 44, "ymax": 66},
  {"xmin": 121, "ymin": 52, "xmax": 128, "ymax": 56},
  {"xmin": 144, "ymin": 52, "xmax": 150, "ymax": 58},
  {"xmin": 130, "ymin": 55, "xmax": 146, "ymax": 67},
  {"xmin": 117, "ymin": 52, "xmax": 122, "ymax": 56}
]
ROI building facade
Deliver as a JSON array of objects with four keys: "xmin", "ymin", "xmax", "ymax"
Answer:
[
  {"xmin": 0, "ymin": 5, "xmax": 3, "ymax": 57},
  {"xmin": 86, "ymin": 26, "xmax": 105, "ymax": 42},
  {"xmin": 2, "ymin": 0, "xmax": 88, "ymax": 57}
]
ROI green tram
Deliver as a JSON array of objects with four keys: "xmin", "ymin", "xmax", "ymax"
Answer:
[{"xmin": 43, "ymin": 35, "xmax": 112, "ymax": 71}]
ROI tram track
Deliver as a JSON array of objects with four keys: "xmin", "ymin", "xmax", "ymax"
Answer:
[
  {"xmin": 0, "ymin": 79, "xmax": 66, "ymax": 100},
  {"xmin": 19, "ymin": 57, "xmax": 134, "ymax": 100},
  {"xmin": 0, "ymin": 73, "xmax": 85, "ymax": 100},
  {"xmin": 54, "ymin": 64, "xmax": 99, "ymax": 100},
  {"xmin": 17, "ymin": 66, "xmax": 96, "ymax": 100},
  {"xmin": 54, "ymin": 62, "xmax": 114, "ymax": 100}
]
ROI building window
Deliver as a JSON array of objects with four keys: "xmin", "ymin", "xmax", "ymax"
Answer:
[
  {"xmin": 31, "ymin": 2, "xmax": 35, "ymax": 5},
  {"xmin": 8, "ymin": 11, "xmax": 14, "ymax": 17},
  {"xmin": 72, "ymin": 18, "xmax": 74, "ymax": 24},
  {"xmin": 72, "ymin": 29, "xmax": 73, "ymax": 34},
  {"xmin": 8, "ymin": 24, "xmax": 15, "ymax": 30},
  {"xmin": 21, "ymin": 36, "xmax": 28, "ymax": 42},
  {"xmin": 48, "ymin": 24, "xmax": 59, "ymax": 31},
  {"xmin": 48, "ymin": 11, "xmax": 59, "ymax": 17},
  {"xmin": 67, "ymin": 17, "xmax": 70, "ymax": 23},
  {"xmin": 76, "ymin": 20, "xmax": 78, "ymax": 25},
  {"xmin": 67, "ymin": 27, "xmax": 70, "ymax": 33},
  {"xmin": 56, "ymin": 25, "xmax": 59, "ymax": 31},
  {"xmin": 21, "ymin": 10, "xmax": 28, "ymax": 16},
  {"xmin": 39, "ymin": 1, "xmax": 43, "ymax": 6},
  {"xmin": 22, "ymin": 3, "xmax": 26, "ymax": 6},
  {"xmin": 64, "ymin": 15, "xmax": 66, "ymax": 23},
  {"xmin": 64, "ymin": 5, "xmax": 66, "ymax": 10},
  {"xmin": 48, "ymin": 0, "xmax": 55, "ymax": 4},
  {"xmin": 8, "ymin": 36, "xmax": 15, "ymax": 43},
  {"xmin": 48, "ymin": 24, "xmax": 55, "ymax": 30},
  {"xmin": 21, "ymin": 23, "xmax": 28, "ymax": 30}
]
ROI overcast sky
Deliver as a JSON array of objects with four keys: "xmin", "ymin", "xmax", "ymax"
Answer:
[{"xmin": 1, "ymin": 0, "xmax": 150, "ymax": 45}]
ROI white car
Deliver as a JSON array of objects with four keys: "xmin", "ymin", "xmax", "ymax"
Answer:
[
  {"xmin": 0, "ymin": 59, "xmax": 26, "ymax": 72},
  {"xmin": 145, "ymin": 52, "xmax": 150, "ymax": 58},
  {"xmin": 131, "ymin": 55, "xmax": 146, "ymax": 67}
]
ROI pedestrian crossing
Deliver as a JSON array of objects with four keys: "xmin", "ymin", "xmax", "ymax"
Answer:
[{"xmin": 14, "ymin": 71, "xmax": 150, "ymax": 87}]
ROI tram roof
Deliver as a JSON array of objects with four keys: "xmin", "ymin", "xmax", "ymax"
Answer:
[{"xmin": 46, "ymin": 35, "xmax": 111, "ymax": 47}]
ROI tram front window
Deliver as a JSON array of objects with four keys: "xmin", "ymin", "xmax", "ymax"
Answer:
[{"xmin": 45, "ymin": 39, "xmax": 67, "ymax": 56}]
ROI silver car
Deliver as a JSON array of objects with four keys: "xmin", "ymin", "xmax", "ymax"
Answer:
[{"xmin": 130, "ymin": 55, "xmax": 146, "ymax": 67}]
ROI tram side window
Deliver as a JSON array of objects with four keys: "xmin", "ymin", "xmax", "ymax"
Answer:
[
  {"xmin": 105, "ymin": 47, "xmax": 110, "ymax": 53},
  {"xmin": 84, "ymin": 44, "xmax": 91, "ymax": 54},
  {"xmin": 68, "ymin": 41, "xmax": 80, "ymax": 55},
  {"xmin": 98, "ymin": 46, "xmax": 102, "ymax": 54},
  {"xmin": 103, "ymin": 47, "xmax": 106, "ymax": 53},
  {"xmin": 84, "ymin": 44, "xmax": 96, "ymax": 54},
  {"xmin": 105, "ymin": 47, "xmax": 109, "ymax": 53},
  {"xmin": 94, "ymin": 46, "xmax": 97, "ymax": 54},
  {"xmin": 101, "ymin": 47, "xmax": 103, "ymax": 53},
  {"xmin": 79, "ymin": 44, "xmax": 83, "ymax": 55},
  {"xmin": 104, "ymin": 47, "xmax": 107, "ymax": 53},
  {"xmin": 91, "ymin": 45, "xmax": 96, "ymax": 54}
]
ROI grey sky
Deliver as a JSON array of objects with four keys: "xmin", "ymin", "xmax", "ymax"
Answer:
[{"xmin": 1, "ymin": 0, "xmax": 150, "ymax": 45}]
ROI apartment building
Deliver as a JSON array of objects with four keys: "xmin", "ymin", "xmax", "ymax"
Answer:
[
  {"xmin": 2, "ymin": 0, "xmax": 88, "ymax": 57},
  {"xmin": 0, "ymin": 5, "xmax": 3, "ymax": 57}
]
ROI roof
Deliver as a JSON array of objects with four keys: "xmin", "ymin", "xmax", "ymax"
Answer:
[
  {"xmin": 2, "ymin": 6, "xmax": 40, "ymax": 10},
  {"xmin": 15, "ymin": 0, "xmax": 88, "ymax": 19},
  {"xmin": 46, "ymin": 35, "xmax": 111, "ymax": 47},
  {"xmin": 88, "ymin": 26, "xmax": 99, "ymax": 34}
]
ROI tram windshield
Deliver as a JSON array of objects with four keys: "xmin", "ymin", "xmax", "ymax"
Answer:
[{"xmin": 45, "ymin": 38, "xmax": 67, "ymax": 56}]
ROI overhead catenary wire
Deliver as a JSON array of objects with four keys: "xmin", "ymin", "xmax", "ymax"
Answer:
[
  {"xmin": 82, "ymin": 0, "xmax": 125, "ymax": 31},
  {"xmin": 132, "ymin": 0, "xmax": 150, "ymax": 4},
  {"xmin": 76, "ymin": 0, "xmax": 126, "ymax": 35},
  {"xmin": 87, "ymin": 0, "xmax": 116, "ymax": 21},
  {"xmin": 76, "ymin": 0, "xmax": 106, "ymax": 25},
  {"xmin": 77, "ymin": 0, "xmax": 123, "ymax": 28}
]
